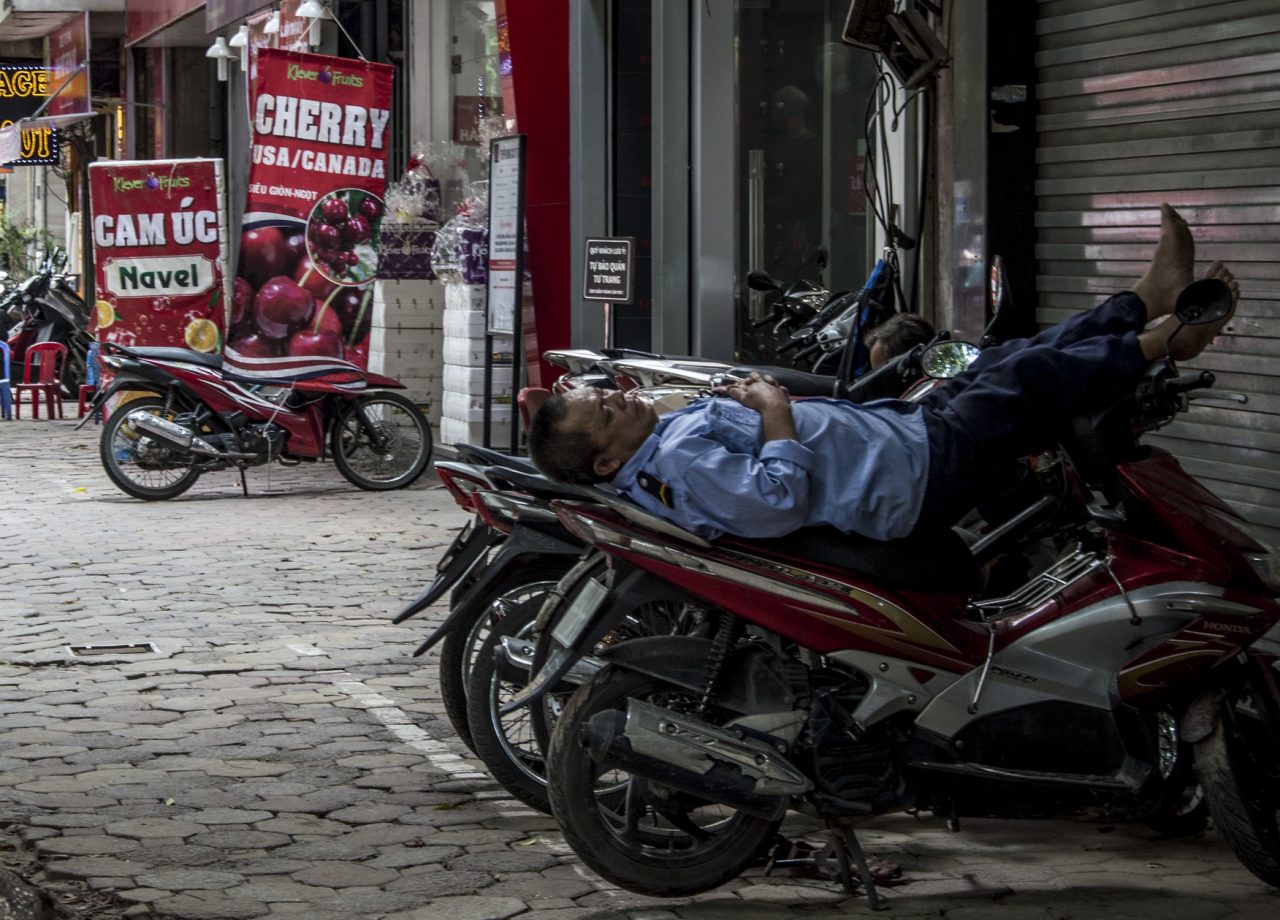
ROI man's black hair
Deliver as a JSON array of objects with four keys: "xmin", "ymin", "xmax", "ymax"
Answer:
[{"xmin": 527, "ymin": 394, "xmax": 607, "ymax": 485}]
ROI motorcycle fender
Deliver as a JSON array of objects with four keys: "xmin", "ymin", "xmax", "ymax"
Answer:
[
  {"xmin": 364, "ymin": 374, "xmax": 406, "ymax": 389},
  {"xmin": 1181, "ymin": 692, "xmax": 1221, "ymax": 745},
  {"xmin": 73, "ymin": 377, "xmax": 163, "ymax": 430},
  {"xmin": 393, "ymin": 519, "xmax": 500, "ymax": 624},
  {"xmin": 37, "ymin": 295, "xmax": 81, "ymax": 328},
  {"xmin": 410, "ymin": 523, "xmax": 583, "ymax": 657},
  {"xmin": 598, "ymin": 635, "xmax": 715, "ymax": 694},
  {"xmin": 501, "ymin": 566, "xmax": 698, "ymax": 714}
]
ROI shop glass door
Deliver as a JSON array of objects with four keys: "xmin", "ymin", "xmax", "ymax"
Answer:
[{"xmin": 737, "ymin": 1, "xmax": 877, "ymax": 363}]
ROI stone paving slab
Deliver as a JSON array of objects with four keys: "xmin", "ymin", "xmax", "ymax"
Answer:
[{"xmin": 2, "ymin": 418, "xmax": 1280, "ymax": 919}]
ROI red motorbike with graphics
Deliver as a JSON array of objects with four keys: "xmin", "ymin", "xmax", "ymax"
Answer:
[
  {"xmin": 519, "ymin": 300, "xmax": 1280, "ymax": 904},
  {"xmin": 85, "ymin": 341, "xmax": 431, "ymax": 500}
]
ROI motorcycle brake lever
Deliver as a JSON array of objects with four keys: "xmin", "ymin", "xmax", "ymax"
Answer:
[{"xmin": 1188, "ymin": 391, "xmax": 1248, "ymax": 404}]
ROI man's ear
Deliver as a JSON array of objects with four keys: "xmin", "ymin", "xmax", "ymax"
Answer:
[{"xmin": 592, "ymin": 452, "xmax": 622, "ymax": 479}]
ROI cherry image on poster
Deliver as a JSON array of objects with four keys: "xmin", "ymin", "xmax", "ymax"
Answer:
[
  {"xmin": 306, "ymin": 188, "xmax": 385, "ymax": 286},
  {"xmin": 229, "ymin": 222, "xmax": 374, "ymax": 363}
]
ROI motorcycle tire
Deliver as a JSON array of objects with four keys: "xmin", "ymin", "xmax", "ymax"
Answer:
[
  {"xmin": 547, "ymin": 665, "xmax": 781, "ymax": 897},
  {"xmin": 436, "ymin": 567, "xmax": 570, "ymax": 754},
  {"xmin": 331, "ymin": 392, "xmax": 432, "ymax": 490},
  {"xmin": 1193, "ymin": 684, "xmax": 1280, "ymax": 887},
  {"xmin": 527, "ymin": 554, "xmax": 714, "ymax": 760},
  {"xmin": 99, "ymin": 397, "xmax": 202, "ymax": 501},
  {"xmin": 465, "ymin": 593, "xmax": 558, "ymax": 812}
]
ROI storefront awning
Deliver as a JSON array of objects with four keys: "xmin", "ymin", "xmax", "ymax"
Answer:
[
  {"xmin": 0, "ymin": 1, "xmax": 123, "ymax": 41},
  {"xmin": 125, "ymin": 0, "xmax": 206, "ymax": 47}
]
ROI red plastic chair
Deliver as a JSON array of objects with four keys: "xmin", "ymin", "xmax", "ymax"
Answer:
[
  {"xmin": 518, "ymin": 386, "xmax": 550, "ymax": 428},
  {"xmin": 14, "ymin": 341, "xmax": 67, "ymax": 420}
]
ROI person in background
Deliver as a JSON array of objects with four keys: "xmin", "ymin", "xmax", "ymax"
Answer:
[{"xmin": 864, "ymin": 312, "xmax": 935, "ymax": 370}]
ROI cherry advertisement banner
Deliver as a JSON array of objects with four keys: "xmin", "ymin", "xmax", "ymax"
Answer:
[
  {"xmin": 88, "ymin": 159, "xmax": 230, "ymax": 355},
  {"xmin": 226, "ymin": 49, "xmax": 394, "ymax": 379}
]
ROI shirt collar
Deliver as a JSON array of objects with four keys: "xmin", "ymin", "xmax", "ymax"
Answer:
[{"xmin": 611, "ymin": 427, "xmax": 662, "ymax": 491}]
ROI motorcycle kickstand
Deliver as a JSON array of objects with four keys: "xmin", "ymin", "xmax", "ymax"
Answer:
[
  {"xmin": 239, "ymin": 467, "xmax": 249, "ymax": 497},
  {"xmin": 826, "ymin": 820, "xmax": 889, "ymax": 910}
]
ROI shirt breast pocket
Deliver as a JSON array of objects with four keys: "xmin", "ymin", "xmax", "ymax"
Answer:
[{"xmin": 704, "ymin": 400, "xmax": 762, "ymax": 454}]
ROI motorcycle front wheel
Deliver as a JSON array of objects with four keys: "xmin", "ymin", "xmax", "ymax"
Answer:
[
  {"xmin": 331, "ymin": 392, "xmax": 432, "ymax": 490},
  {"xmin": 1194, "ymin": 675, "xmax": 1280, "ymax": 887},
  {"xmin": 547, "ymin": 666, "xmax": 781, "ymax": 897},
  {"xmin": 99, "ymin": 397, "xmax": 201, "ymax": 501}
]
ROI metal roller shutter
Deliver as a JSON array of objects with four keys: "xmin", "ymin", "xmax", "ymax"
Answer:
[{"xmin": 1036, "ymin": 0, "xmax": 1280, "ymax": 542}]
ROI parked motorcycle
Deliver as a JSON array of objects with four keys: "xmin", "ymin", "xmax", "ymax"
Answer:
[
  {"xmin": 84, "ymin": 342, "xmax": 431, "ymax": 500},
  {"xmin": 514, "ymin": 294, "xmax": 1274, "ymax": 903},
  {"xmin": 3, "ymin": 249, "xmax": 93, "ymax": 397}
]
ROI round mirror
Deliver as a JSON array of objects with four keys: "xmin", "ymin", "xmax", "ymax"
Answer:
[
  {"xmin": 1174, "ymin": 277, "xmax": 1232, "ymax": 325},
  {"xmin": 922, "ymin": 341, "xmax": 981, "ymax": 379}
]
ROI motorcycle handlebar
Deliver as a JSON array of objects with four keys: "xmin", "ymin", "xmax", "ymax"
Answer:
[
  {"xmin": 1163, "ymin": 370, "xmax": 1215, "ymax": 395},
  {"xmin": 751, "ymin": 309, "xmax": 781, "ymax": 330}
]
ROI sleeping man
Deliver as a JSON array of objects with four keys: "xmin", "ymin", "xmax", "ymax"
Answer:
[{"xmin": 529, "ymin": 205, "xmax": 1239, "ymax": 543}]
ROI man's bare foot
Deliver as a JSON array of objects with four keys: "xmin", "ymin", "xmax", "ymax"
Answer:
[
  {"xmin": 1132, "ymin": 204, "xmax": 1196, "ymax": 321},
  {"xmin": 1140, "ymin": 261, "xmax": 1240, "ymax": 361}
]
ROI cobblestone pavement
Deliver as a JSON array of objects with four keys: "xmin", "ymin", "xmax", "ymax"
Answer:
[{"xmin": 1, "ymin": 416, "xmax": 1278, "ymax": 920}]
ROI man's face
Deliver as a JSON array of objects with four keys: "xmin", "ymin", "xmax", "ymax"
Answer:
[
  {"xmin": 561, "ymin": 387, "xmax": 659, "ymax": 479},
  {"xmin": 868, "ymin": 338, "xmax": 889, "ymax": 370}
]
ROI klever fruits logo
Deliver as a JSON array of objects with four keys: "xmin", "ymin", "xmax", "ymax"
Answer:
[
  {"xmin": 113, "ymin": 173, "xmax": 192, "ymax": 192},
  {"xmin": 287, "ymin": 63, "xmax": 364, "ymax": 87}
]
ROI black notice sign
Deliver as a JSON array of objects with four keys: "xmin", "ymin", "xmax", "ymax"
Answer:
[{"xmin": 583, "ymin": 237, "xmax": 635, "ymax": 303}]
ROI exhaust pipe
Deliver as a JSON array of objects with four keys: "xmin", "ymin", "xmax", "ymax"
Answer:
[
  {"xmin": 579, "ymin": 699, "xmax": 810, "ymax": 820},
  {"xmin": 129, "ymin": 412, "xmax": 222, "ymax": 458}
]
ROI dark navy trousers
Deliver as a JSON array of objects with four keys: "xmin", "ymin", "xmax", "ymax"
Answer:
[{"xmin": 910, "ymin": 291, "xmax": 1150, "ymax": 534}]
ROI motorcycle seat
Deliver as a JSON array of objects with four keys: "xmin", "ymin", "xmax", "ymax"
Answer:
[
  {"xmin": 483, "ymin": 464, "xmax": 593, "ymax": 501},
  {"xmin": 454, "ymin": 443, "xmax": 538, "ymax": 472},
  {"xmin": 724, "ymin": 524, "xmax": 982, "ymax": 594},
  {"xmin": 727, "ymin": 365, "xmax": 841, "ymax": 398},
  {"xmin": 127, "ymin": 346, "xmax": 224, "ymax": 370}
]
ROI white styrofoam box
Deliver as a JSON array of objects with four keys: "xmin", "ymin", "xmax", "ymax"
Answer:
[
  {"xmin": 443, "ymin": 309, "xmax": 488, "ymax": 338},
  {"xmin": 387, "ymin": 377, "xmax": 443, "ymax": 427},
  {"xmin": 441, "ymin": 415, "xmax": 513, "ymax": 449},
  {"xmin": 443, "ymin": 363, "xmax": 513, "ymax": 396},
  {"xmin": 443, "ymin": 335, "xmax": 513, "ymax": 367},
  {"xmin": 372, "ymin": 277, "xmax": 446, "ymax": 325},
  {"xmin": 368, "ymin": 346, "xmax": 444, "ymax": 380},
  {"xmin": 444, "ymin": 282, "xmax": 487, "ymax": 313},
  {"xmin": 370, "ymin": 323, "xmax": 443, "ymax": 355},
  {"xmin": 443, "ymin": 391, "xmax": 514, "ymax": 421}
]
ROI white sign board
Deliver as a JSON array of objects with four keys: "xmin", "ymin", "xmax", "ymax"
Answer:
[{"xmin": 486, "ymin": 135, "xmax": 526, "ymax": 335}]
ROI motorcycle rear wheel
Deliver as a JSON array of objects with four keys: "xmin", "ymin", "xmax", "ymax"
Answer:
[
  {"xmin": 547, "ymin": 666, "xmax": 781, "ymax": 897},
  {"xmin": 1194, "ymin": 681, "xmax": 1280, "ymax": 887},
  {"xmin": 466, "ymin": 594, "xmax": 559, "ymax": 812},
  {"xmin": 331, "ymin": 392, "xmax": 432, "ymax": 490},
  {"xmin": 99, "ymin": 397, "xmax": 201, "ymax": 501}
]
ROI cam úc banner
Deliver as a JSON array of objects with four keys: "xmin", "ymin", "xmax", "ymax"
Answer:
[
  {"xmin": 225, "ymin": 49, "xmax": 394, "ymax": 378},
  {"xmin": 88, "ymin": 159, "xmax": 230, "ymax": 354}
]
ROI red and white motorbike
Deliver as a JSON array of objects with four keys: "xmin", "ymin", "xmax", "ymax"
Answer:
[
  {"xmin": 516, "ymin": 296, "xmax": 1280, "ymax": 905},
  {"xmin": 84, "ymin": 342, "xmax": 431, "ymax": 500}
]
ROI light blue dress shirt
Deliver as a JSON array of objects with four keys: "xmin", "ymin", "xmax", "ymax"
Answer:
[{"xmin": 611, "ymin": 396, "xmax": 930, "ymax": 541}]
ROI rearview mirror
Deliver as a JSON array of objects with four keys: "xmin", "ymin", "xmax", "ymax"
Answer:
[
  {"xmin": 1174, "ymin": 278, "xmax": 1232, "ymax": 325},
  {"xmin": 922, "ymin": 341, "xmax": 980, "ymax": 379}
]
